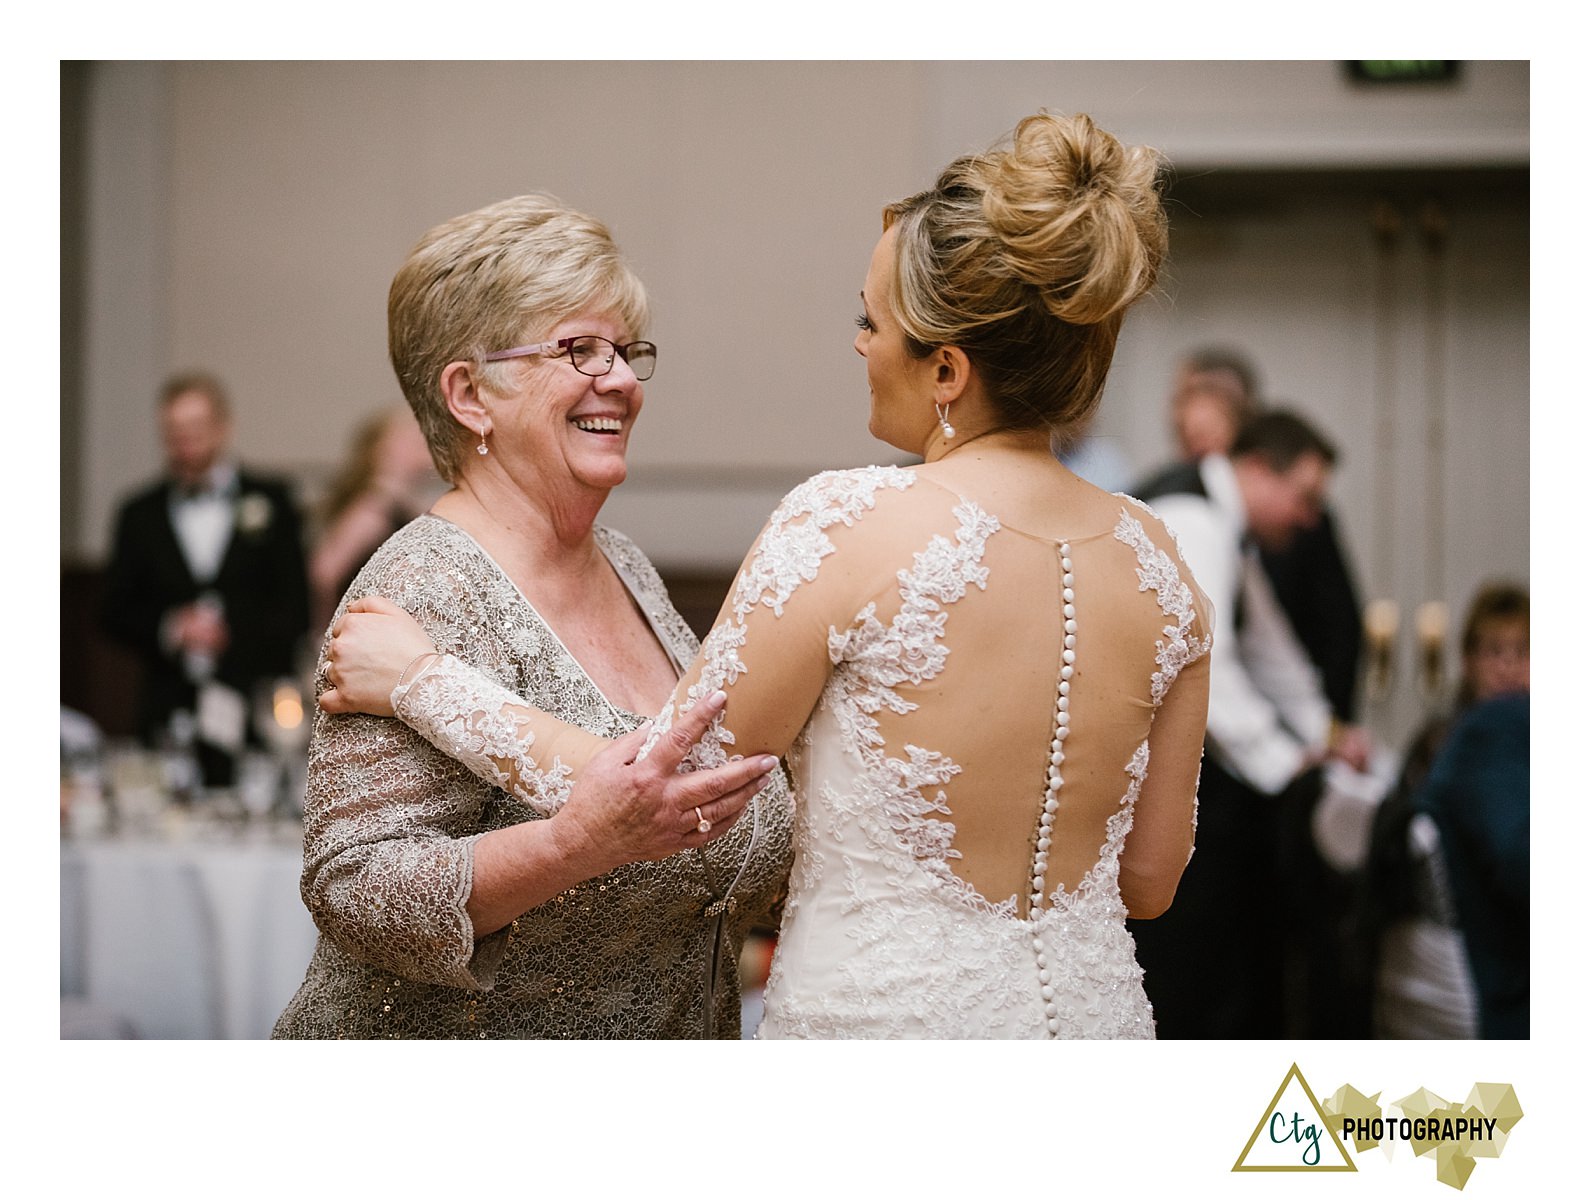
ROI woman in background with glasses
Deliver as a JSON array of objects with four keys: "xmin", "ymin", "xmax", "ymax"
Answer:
[
  {"xmin": 324, "ymin": 113, "xmax": 1213, "ymax": 1038},
  {"xmin": 274, "ymin": 195, "xmax": 792, "ymax": 1039}
]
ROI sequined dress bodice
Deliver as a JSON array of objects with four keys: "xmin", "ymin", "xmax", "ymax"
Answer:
[{"xmin": 272, "ymin": 515, "xmax": 793, "ymax": 1039}]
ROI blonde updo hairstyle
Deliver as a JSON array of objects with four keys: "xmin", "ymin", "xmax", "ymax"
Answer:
[
  {"xmin": 388, "ymin": 193, "xmax": 649, "ymax": 482},
  {"xmin": 883, "ymin": 113, "xmax": 1167, "ymax": 441}
]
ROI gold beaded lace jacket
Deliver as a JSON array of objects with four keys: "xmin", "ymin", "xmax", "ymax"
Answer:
[{"xmin": 272, "ymin": 515, "xmax": 793, "ymax": 1039}]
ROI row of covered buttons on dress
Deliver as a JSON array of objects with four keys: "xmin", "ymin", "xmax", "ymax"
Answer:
[{"xmin": 1030, "ymin": 541, "xmax": 1076, "ymax": 1037}]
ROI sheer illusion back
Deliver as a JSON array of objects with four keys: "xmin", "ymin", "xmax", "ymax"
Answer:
[
  {"xmin": 824, "ymin": 472, "xmax": 1203, "ymax": 912},
  {"xmin": 393, "ymin": 461, "xmax": 1211, "ymax": 1038}
]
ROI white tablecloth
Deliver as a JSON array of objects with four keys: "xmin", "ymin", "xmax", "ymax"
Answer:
[{"xmin": 61, "ymin": 825, "xmax": 318, "ymax": 1039}]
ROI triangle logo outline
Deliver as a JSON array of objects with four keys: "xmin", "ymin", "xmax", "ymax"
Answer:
[{"xmin": 1232, "ymin": 1062, "xmax": 1357, "ymax": 1173}]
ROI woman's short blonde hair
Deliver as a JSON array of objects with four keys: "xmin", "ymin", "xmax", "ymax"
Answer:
[
  {"xmin": 883, "ymin": 112, "xmax": 1167, "ymax": 446},
  {"xmin": 388, "ymin": 194, "xmax": 649, "ymax": 481}
]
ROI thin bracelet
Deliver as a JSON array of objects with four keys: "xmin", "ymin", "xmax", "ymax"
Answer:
[{"xmin": 396, "ymin": 651, "xmax": 439, "ymax": 691}]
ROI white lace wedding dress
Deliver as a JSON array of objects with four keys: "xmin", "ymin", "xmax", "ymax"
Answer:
[{"xmin": 391, "ymin": 465, "xmax": 1212, "ymax": 1038}]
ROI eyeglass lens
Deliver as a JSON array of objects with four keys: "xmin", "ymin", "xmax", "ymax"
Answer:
[{"xmin": 568, "ymin": 336, "xmax": 656, "ymax": 381}]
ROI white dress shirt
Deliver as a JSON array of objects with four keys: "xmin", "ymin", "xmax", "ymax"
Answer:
[
  {"xmin": 1149, "ymin": 455, "xmax": 1332, "ymax": 795},
  {"xmin": 169, "ymin": 461, "xmax": 240, "ymax": 586}
]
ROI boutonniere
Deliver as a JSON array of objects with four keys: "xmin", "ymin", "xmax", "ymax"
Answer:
[{"xmin": 236, "ymin": 492, "xmax": 273, "ymax": 535}]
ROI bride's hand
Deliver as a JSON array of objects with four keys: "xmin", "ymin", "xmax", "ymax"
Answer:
[{"xmin": 320, "ymin": 596, "xmax": 438, "ymax": 718}]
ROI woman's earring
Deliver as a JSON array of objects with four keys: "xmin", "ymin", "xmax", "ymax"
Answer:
[
  {"xmin": 935, "ymin": 403, "xmax": 956, "ymax": 439},
  {"xmin": 477, "ymin": 428, "xmax": 489, "ymax": 456}
]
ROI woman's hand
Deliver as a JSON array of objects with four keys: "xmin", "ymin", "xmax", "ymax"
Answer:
[
  {"xmin": 552, "ymin": 690, "xmax": 783, "ymax": 872},
  {"xmin": 320, "ymin": 596, "xmax": 438, "ymax": 718},
  {"xmin": 466, "ymin": 690, "xmax": 784, "ymax": 931}
]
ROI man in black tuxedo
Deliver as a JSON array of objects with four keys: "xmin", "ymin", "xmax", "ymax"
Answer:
[{"xmin": 102, "ymin": 372, "xmax": 310, "ymax": 785}]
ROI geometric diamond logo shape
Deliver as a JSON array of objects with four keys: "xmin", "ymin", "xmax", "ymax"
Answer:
[{"xmin": 1233, "ymin": 1063, "xmax": 1357, "ymax": 1172}]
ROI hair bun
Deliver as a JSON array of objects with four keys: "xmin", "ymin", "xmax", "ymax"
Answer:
[{"xmin": 979, "ymin": 112, "xmax": 1167, "ymax": 325}]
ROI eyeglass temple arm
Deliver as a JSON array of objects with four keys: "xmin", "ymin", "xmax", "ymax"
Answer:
[{"xmin": 481, "ymin": 340, "xmax": 561, "ymax": 363}]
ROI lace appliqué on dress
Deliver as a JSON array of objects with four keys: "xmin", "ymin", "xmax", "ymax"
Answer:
[
  {"xmin": 392, "ymin": 654, "xmax": 574, "ymax": 817},
  {"xmin": 824, "ymin": 499, "xmax": 1006, "ymax": 915},
  {"xmin": 1119, "ymin": 492, "xmax": 1199, "ymax": 582},
  {"xmin": 1114, "ymin": 507, "xmax": 1213, "ymax": 704},
  {"xmin": 1114, "ymin": 506, "xmax": 1211, "ymax": 854},
  {"xmin": 1024, "ymin": 739, "xmax": 1155, "ymax": 1038},
  {"xmin": 641, "ymin": 466, "xmax": 918, "ymax": 768}
]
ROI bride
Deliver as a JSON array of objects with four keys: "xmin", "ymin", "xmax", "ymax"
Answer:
[{"xmin": 322, "ymin": 111, "xmax": 1212, "ymax": 1038}]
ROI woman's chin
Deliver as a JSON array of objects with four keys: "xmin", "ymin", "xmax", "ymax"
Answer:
[
  {"xmin": 866, "ymin": 414, "xmax": 902, "ymax": 452},
  {"xmin": 867, "ymin": 420, "xmax": 919, "ymax": 459},
  {"xmin": 574, "ymin": 456, "xmax": 629, "ymax": 492}
]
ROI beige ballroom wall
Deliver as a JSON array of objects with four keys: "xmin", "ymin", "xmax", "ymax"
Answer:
[{"xmin": 77, "ymin": 61, "xmax": 932, "ymax": 570}]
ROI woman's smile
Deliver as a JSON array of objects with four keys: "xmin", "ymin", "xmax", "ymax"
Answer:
[{"xmin": 570, "ymin": 414, "xmax": 625, "ymax": 435}]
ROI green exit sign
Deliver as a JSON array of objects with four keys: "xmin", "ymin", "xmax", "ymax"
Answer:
[{"xmin": 1347, "ymin": 61, "xmax": 1461, "ymax": 84}]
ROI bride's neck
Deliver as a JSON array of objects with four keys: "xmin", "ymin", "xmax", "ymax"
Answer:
[{"xmin": 924, "ymin": 425, "xmax": 1055, "ymax": 464}]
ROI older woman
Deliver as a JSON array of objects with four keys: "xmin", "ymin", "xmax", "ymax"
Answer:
[
  {"xmin": 325, "ymin": 113, "xmax": 1213, "ymax": 1038},
  {"xmin": 273, "ymin": 195, "xmax": 793, "ymax": 1039}
]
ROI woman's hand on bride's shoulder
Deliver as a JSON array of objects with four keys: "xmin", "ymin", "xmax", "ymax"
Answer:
[{"xmin": 320, "ymin": 595, "xmax": 437, "ymax": 718}]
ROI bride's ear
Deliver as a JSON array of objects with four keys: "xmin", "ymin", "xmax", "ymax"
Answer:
[
  {"xmin": 929, "ymin": 345, "xmax": 974, "ymax": 406},
  {"xmin": 440, "ymin": 360, "xmax": 491, "ymax": 438}
]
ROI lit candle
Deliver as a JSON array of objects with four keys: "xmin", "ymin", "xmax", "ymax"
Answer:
[{"xmin": 273, "ymin": 684, "xmax": 304, "ymax": 731}]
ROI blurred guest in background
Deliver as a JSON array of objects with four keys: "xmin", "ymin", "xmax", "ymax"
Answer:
[
  {"xmin": 1418, "ymin": 690, "xmax": 1528, "ymax": 1038},
  {"xmin": 1133, "ymin": 352, "xmax": 1369, "ymax": 1036},
  {"xmin": 1129, "ymin": 411, "xmax": 1370, "ymax": 1037},
  {"xmin": 1164, "ymin": 346, "xmax": 1261, "ymax": 468},
  {"xmin": 1359, "ymin": 582, "xmax": 1528, "ymax": 1037},
  {"xmin": 309, "ymin": 405, "xmax": 440, "ymax": 631},
  {"xmin": 1135, "ymin": 347, "xmax": 1363, "ymax": 722},
  {"xmin": 101, "ymin": 372, "xmax": 310, "ymax": 786}
]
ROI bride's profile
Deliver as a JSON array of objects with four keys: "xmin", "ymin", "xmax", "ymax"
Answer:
[{"xmin": 324, "ymin": 111, "xmax": 1213, "ymax": 1038}]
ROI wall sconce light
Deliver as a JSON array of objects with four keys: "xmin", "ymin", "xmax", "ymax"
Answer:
[
  {"xmin": 1363, "ymin": 598, "xmax": 1399, "ymax": 703},
  {"xmin": 1416, "ymin": 600, "xmax": 1449, "ymax": 704}
]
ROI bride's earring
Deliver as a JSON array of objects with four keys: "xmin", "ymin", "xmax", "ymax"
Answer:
[
  {"xmin": 477, "ymin": 427, "xmax": 489, "ymax": 456},
  {"xmin": 935, "ymin": 403, "xmax": 956, "ymax": 440}
]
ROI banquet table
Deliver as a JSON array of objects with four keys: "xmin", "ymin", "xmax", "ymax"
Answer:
[{"xmin": 60, "ymin": 819, "xmax": 317, "ymax": 1039}]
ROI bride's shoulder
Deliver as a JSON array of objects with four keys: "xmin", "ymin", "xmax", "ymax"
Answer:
[
  {"xmin": 768, "ymin": 464, "xmax": 922, "ymax": 532},
  {"xmin": 1112, "ymin": 490, "xmax": 1174, "ymax": 534},
  {"xmin": 1110, "ymin": 492, "xmax": 1201, "ymax": 562}
]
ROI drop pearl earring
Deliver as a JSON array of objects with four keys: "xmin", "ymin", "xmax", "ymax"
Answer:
[
  {"xmin": 477, "ymin": 429, "xmax": 489, "ymax": 456},
  {"xmin": 935, "ymin": 403, "xmax": 955, "ymax": 439}
]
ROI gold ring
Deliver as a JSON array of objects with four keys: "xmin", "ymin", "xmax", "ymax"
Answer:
[{"xmin": 694, "ymin": 806, "xmax": 711, "ymax": 834}]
